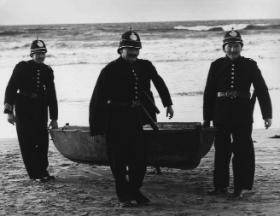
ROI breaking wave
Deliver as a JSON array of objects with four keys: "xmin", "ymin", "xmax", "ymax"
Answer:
[
  {"xmin": 174, "ymin": 91, "xmax": 204, "ymax": 96},
  {"xmin": 174, "ymin": 23, "xmax": 280, "ymax": 32}
]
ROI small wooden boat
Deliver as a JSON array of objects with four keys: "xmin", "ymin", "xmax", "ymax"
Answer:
[{"xmin": 50, "ymin": 122, "xmax": 215, "ymax": 169}]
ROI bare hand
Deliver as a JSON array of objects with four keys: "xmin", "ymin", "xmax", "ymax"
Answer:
[
  {"xmin": 7, "ymin": 113, "xmax": 16, "ymax": 125},
  {"xmin": 264, "ymin": 118, "xmax": 272, "ymax": 129},
  {"xmin": 166, "ymin": 105, "xmax": 174, "ymax": 119},
  {"xmin": 49, "ymin": 120, "xmax": 58, "ymax": 129}
]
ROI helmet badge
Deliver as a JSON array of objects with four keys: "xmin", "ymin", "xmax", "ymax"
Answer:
[
  {"xmin": 229, "ymin": 31, "xmax": 237, "ymax": 37},
  {"xmin": 130, "ymin": 33, "xmax": 138, "ymax": 41},
  {"xmin": 37, "ymin": 41, "xmax": 44, "ymax": 47}
]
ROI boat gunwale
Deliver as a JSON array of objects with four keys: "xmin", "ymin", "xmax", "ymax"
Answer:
[
  {"xmin": 49, "ymin": 122, "xmax": 216, "ymax": 169},
  {"xmin": 51, "ymin": 127, "xmax": 216, "ymax": 134}
]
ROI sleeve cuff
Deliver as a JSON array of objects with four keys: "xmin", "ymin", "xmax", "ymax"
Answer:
[
  {"xmin": 163, "ymin": 101, "xmax": 173, "ymax": 108},
  {"xmin": 263, "ymin": 116, "xmax": 272, "ymax": 120},
  {"xmin": 4, "ymin": 103, "xmax": 13, "ymax": 114}
]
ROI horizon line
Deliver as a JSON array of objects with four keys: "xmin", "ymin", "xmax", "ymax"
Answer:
[{"xmin": 1, "ymin": 17, "xmax": 280, "ymax": 27}]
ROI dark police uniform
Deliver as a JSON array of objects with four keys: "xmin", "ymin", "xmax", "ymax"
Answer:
[
  {"xmin": 89, "ymin": 31, "xmax": 173, "ymax": 204},
  {"xmin": 4, "ymin": 40, "xmax": 58, "ymax": 180},
  {"xmin": 203, "ymin": 30, "xmax": 272, "ymax": 194}
]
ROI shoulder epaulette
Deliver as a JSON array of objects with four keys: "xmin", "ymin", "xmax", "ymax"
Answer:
[
  {"xmin": 15, "ymin": 61, "xmax": 28, "ymax": 69},
  {"xmin": 18, "ymin": 61, "xmax": 27, "ymax": 65},
  {"xmin": 213, "ymin": 57, "xmax": 226, "ymax": 64},
  {"xmin": 244, "ymin": 57, "xmax": 257, "ymax": 65},
  {"xmin": 46, "ymin": 65, "xmax": 53, "ymax": 71}
]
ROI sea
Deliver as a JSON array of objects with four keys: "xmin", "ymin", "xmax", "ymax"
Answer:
[{"xmin": 1, "ymin": 19, "xmax": 280, "ymax": 138}]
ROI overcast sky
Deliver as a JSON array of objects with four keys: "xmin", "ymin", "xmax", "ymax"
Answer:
[{"xmin": 0, "ymin": 0, "xmax": 280, "ymax": 25}]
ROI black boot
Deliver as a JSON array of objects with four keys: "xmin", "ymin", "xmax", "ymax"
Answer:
[
  {"xmin": 131, "ymin": 190, "xmax": 150, "ymax": 205},
  {"xmin": 38, "ymin": 171, "xmax": 55, "ymax": 182},
  {"xmin": 118, "ymin": 200, "xmax": 134, "ymax": 208},
  {"xmin": 230, "ymin": 189, "xmax": 244, "ymax": 199},
  {"xmin": 207, "ymin": 188, "xmax": 228, "ymax": 195}
]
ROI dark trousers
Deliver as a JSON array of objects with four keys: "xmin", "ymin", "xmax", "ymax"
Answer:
[
  {"xmin": 213, "ymin": 123, "xmax": 255, "ymax": 191},
  {"xmin": 15, "ymin": 96, "xmax": 49, "ymax": 179},
  {"xmin": 105, "ymin": 126, "xmax": 147, "ymax": 202}
]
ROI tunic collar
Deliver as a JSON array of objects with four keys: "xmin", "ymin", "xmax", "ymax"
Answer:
[
  {"xmin": 225, "ymin": 55, "xmax": 243, "ymax": 63},
  {"xmin": 117, "ymin": 56, "xmax": 139, "ymax": 65}
]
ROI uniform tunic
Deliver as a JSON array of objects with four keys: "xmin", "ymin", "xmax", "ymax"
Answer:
[
  {"xmin": 89, "ymin": 57, "xmax": 172, "ymax": 201},
  {"xmin": 203, "ymin": 56, "xmax": 272, "ymax": 190},
  {"xmin": 4, "ymin": 60, "xmax": 58, "ymax": 179}
]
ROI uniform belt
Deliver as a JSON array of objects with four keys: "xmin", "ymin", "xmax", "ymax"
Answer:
[
  {"xmin": 106, "ymin": 99, "xmax": 159, "ymax": 130},
  {"xmin": 217, "ymin": 91, "xmax": 251, "ymax": 99},
  {"xmin": 18, "ymin": 90, "xmax": 45, "ymax": 99},
  {"xmin": 106, "ymin": 100, "xmax": 140, "ymax": 108}
]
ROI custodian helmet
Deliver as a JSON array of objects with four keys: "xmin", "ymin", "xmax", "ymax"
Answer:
[
  {"xmin": 30, "ymin": 40, "xmax": 47, "ymax": 56},
  {"xmin": 223, "ymin": 29, "xmax": 243, "ymax": 48},
  {"xmin": 118, "ymin": 30, "xmax": 142, "ymax": 54}
]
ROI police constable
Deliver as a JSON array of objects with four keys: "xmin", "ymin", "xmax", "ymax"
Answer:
[
  {"xmin": 89, "ymin": 30, "xmax": 174, "ymax": 207},
  {"xmin": 203, "ymin": 29, "xmax": 272, "ymax": 198},
  {"xmin": 4, "ymin": 39, "xmax": 58, "ymax": 182}
]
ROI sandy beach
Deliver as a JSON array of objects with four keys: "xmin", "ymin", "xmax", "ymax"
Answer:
[
  {"xmin": 0, "ymin": 1, "xmax": 280, "ymax": 214},
  {"xmin": 0, "ymin": 20, "xmax": 279, "ymax": 216},
  {"xmin": 0, "ymin": 128, "xmax": 279, "ymax": 216}
]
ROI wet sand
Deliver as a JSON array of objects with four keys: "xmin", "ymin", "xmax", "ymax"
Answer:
[{"xmin": 0, "ymin": 128, "xmax": 279, "ymax": 216}]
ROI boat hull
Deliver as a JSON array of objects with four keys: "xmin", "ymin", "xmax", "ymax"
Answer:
[{"xmin": 50, "ymin": 122, "xmax": 215, "ymax": 169}]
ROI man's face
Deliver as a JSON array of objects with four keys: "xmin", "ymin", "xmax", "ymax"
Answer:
[
  {"xmin": 224, "ymin": 42, "xmax": 242, "ymax": 60},
  {"xmin": 120, "ymin": 48, "xmax": 140, "ymax": 63},
  {"xmin": 32, "ymin": 52, "xmax": 46, "ymax": 63}
]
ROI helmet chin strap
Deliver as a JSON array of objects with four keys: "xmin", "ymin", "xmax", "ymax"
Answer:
[
  {"xmin": 33, "ymin": 59, "xmax": 44, "ymax": 64},
  {"xmin": 122, "ymin": 56, "xmax": 137, "ymax": 63},
  {"xmin": 227, "ymin": 53, "xmax": 241, "ymax": 60}
]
